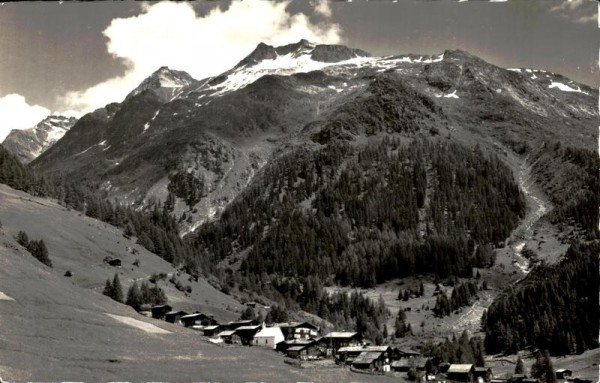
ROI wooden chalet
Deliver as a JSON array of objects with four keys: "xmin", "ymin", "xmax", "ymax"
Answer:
[
  {"xmin": 320, "ymin": 332, "xmax": 361, "ymax": 356},
  {"xmin": 391, "ymin": 357, "xmax": 428, "ymax": 372},
  {"xmin": 337, "ymin": 346, "xmax": 364, "ymax": 365},
  {"xmin": 351, "ymin": 350, "xmax": 389, "ymax": 372},
  {"xmin": 285, "ymin": 343, "xmax": 321, "ymax": 360},
  {"xmin": 150, "ymin": 304, "xmax": 172, "ymax": 320},
  {"xmin": 202, "ymin": 325, "xmax": 221, "ymax": 337},
  {"xmin": 180, "ymin": 312, "xmax": 218, "ymax": 328},
  {"xmin": 277, "ymin": 322, "xmax": 320, "ymax": 340},
  {"xmin": 276, "ymin": 339, "xmax": 317, "ymax": 353},
  {"xmin": 474, "ymin": 367, "xmax": 494, "ymax": 382},
  {"xmin": 222, "ymin": 319, "xmax": 258, "ymax": 331},
  {"xmin": 393, "ymin": 347, "xmax": 421, "ymax": 359},
  {"xmin": 233, "ymin": 325, "xmax": 261, "ymax": 345},
  {"xmin": 447, "ymin": 364, "xmax": 475, "ymax": 382},
  {"xmin": 391, "ymin": 358, "xmax": 411, "ymax": 372},
  {"xmin": 217, "ymin": 330, "xmax": 236, "ymax": 343},
  {"xmin": 164, "ymin": 310, "xmax": 188, "ymax": 325},
  {"xmin": 252, "ymin": 326, "xmax": 285, "ymax": 349}
]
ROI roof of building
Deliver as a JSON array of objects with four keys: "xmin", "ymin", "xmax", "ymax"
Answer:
[
  {"xmin": 229, "ymin": 320, "xmax": 255, "ymax": 325},
  {"xmin": 235, "ymin": 325, "xmax": 261, "ymax": 331},
  {"xmin": 353, "ymin": 351, "xmax": 383, "ymax": 365},
  {"xmin": 151, "ymin": 304, "xmax": 172, "ymax": 310},
  {"xmin": 180, "ymin": 312, "xmax": 208, "ymax": 320},
  {"xmin": 338, "ymin": 346, "xmax": 365, "ymax": 353},
  {"xmin": 394, "ymin": 347, "xmax": 420, "ymax": 355},
  {"xmin": 277, "ymin": 321, "xmax": 320, "ymax": 330},
  {"xmin": 448, "ymin": 364, "xmax": 475, "ymax": 373},
  {"xmin": 323, "ymin": 331, "xmax": 358, "ymax": 339},
  {"xmin": 391, "ymin": 359, "xmax": 410, "ymax": 368},
  {"xmin": 254, "ymin": 327, "xmax": 284, "ymax": 338},
  {"xmin": 203, "ymin": 325, "xmax": 220, "ymax": 330},
  {"xmin": 284, "ymin": 339, "xmax": 316, "ymax": 346},
  {"xmin": 217, "ymin": 330, "xmax": 236, "ymax": 337},
  {"xmin": 365, "ymin": 345, "xmax": 390, "ymax": 352},
  {"xmin": 286, "ymin": 345, "xmax": 309, "ymax": 352},
  {"xmin": 556, "ymin": 369, "xmax": 572, "ymax": 373},
  {"xmin": 165, "ymin": 310, "xmax": 187, "ymax": 316}
]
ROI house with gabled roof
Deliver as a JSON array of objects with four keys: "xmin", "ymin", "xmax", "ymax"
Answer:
[
  {"xmin": 447, "ymin": 364, "xmax": 475, "ymax": 382},
  {"xmin": 180, "ymin": 312, "xmax": 218, "ymax": 328},
  {"xmin": 252, "ymin": 326, "xmax": 284, "ymax": 349},
  {"xmin": 320, "ymin": 332, "xmax": 361, "ymax": 356},
  {"xmin": 351, "ymin": 350, "xmax": 390, "ymax": 372},
  {"xmin": 277, "ymin": 321, "xmax": 320, "ymax": 340}
]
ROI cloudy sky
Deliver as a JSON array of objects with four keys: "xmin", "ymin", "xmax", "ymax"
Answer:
[{"xmin": 0, "ymin": 0, "xmax": 597, "ymax": 141}]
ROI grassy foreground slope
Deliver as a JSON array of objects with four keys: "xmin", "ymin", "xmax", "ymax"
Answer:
[{"xmin": 0, "ymin": 184, "xmax": 398, "ymax": 382}]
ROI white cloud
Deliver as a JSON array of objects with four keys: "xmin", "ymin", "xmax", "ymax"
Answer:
[
  {"xmin": 59, "ymin": 1, "xmax": 342, "ymax": 115},
  {"xmin": 0, "ymin": 94, "xmax": 50, "ymax": 142},
  {"xmin": 312, "ymin": 0, "xmax": 333, "ymax": 18},
  {"xmin": 549, "ymin": 0, "xmax": 597, "ymax": 23}
]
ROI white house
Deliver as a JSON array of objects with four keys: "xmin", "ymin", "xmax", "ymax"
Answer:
[{"xmin": 252, "ymin": 326, "xmax": 285, "ymax": 349}]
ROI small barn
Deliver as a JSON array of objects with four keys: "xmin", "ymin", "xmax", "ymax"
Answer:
[
  {"xmin": 276, "ymin": 339, "xmax": 317, "ymax": 353},
  {"xmin": 337, "ymin": 346, "xmax": 364, "ymax": 365},
  {"xmin": 252, "ymin": 326, "xmax": 285, "ymax": 349},
  {"xmin": 474, "ymin": 367, "xmax": 494, "ymax": 382},
  {"xmin": 150, "ymin": 304, "xmax": 172, "ymax": 320},
  {"xmin": 223, "ymin": 319, "xmax": 258, "ymax": 330},
  {"xmin": 233, "ymin": 325, "xmax": 261, "ymax": 345},
  {"xmin": 286, "ymin": 343, "xmax": 321, "ymax": 360},
  {"xmin": 202, "ymin": 325, "xmax": 221, "ymax": 337},
  {"xmin": 352, "ymin": 351, "xmax": 388, "ymax": 372},
  {"xmin": 164, "ymin": 310, "xmax": 188, "ymax": 325},
  {"xmin": 180, "ymin": 312, "xmax": 218, "ymax": 328},
  {"xmin": 217, "ymin": 330, "xmax": 236, "ymax": 343},
  {"xmin": 447, "ymin": 364, "xmax": 475, "ymax": 382},
  {"xmin": 556, "ymin": 370, "xmax": 573, "ymax": 380},
  {"xmin": 391, "ymin": 358, "xmax": 411, "ymax": 372}
]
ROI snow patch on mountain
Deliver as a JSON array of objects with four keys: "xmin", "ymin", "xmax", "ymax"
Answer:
[{"xmin": 549, "ymin": 81, "xmax": 590, "ymax": 95}]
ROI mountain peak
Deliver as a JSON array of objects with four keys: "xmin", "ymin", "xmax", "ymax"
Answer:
[
  {"xmin": 2, "ymin": 114, "xmax": 77, "ymax": 163},
  {"xmin": 234, "ymin": 40, "xmax": 369, "ymax": 69},
  {"xmin": 127, "ymin": 67, "xmax": 196, "ymax": 102}
]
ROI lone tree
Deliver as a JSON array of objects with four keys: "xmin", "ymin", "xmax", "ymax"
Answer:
[{"xmin": 515, "ymin": 356, "xmax": 525, "ymax": 374}]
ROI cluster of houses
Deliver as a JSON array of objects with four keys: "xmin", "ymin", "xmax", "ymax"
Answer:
[
  {"xmin": 147, "ymin": 305, "xmax": 586, "ymax": 382},
  {"xmin": 147, "ymin": 304, "xmax": 431, "ymax": 374}
]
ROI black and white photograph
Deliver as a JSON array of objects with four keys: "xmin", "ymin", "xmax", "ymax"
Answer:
[{"xmin": 0, "ymin": 0, "xmax": 597, "ymax": 381}]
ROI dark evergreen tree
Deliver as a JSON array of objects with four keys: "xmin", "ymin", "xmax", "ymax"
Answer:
[
  {"xmin": 126, "ymin": 282, "xmax": 143, "ymax": 311},
  {"xmin": 515, "ymin": 356, "xmax": 525, "ymax": 374}
]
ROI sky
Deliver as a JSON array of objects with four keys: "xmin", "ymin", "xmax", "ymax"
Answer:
[{"xmin": 0, "ymin": 0, "xmax": 597, "ymax": 141}]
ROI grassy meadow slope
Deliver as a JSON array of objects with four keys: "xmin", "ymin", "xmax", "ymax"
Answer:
[{"xmin": 0, "ymin": 184, "xmax": 241, "ymax": 320}]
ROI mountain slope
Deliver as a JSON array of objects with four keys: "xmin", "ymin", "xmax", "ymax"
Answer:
[
  {"xmin": 2, "ymin": 115, "xmax": 77, "ymax": 163},
  {"xmin": 32, "ymin": 43, "xmax": 596, "ymax": 236}
]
